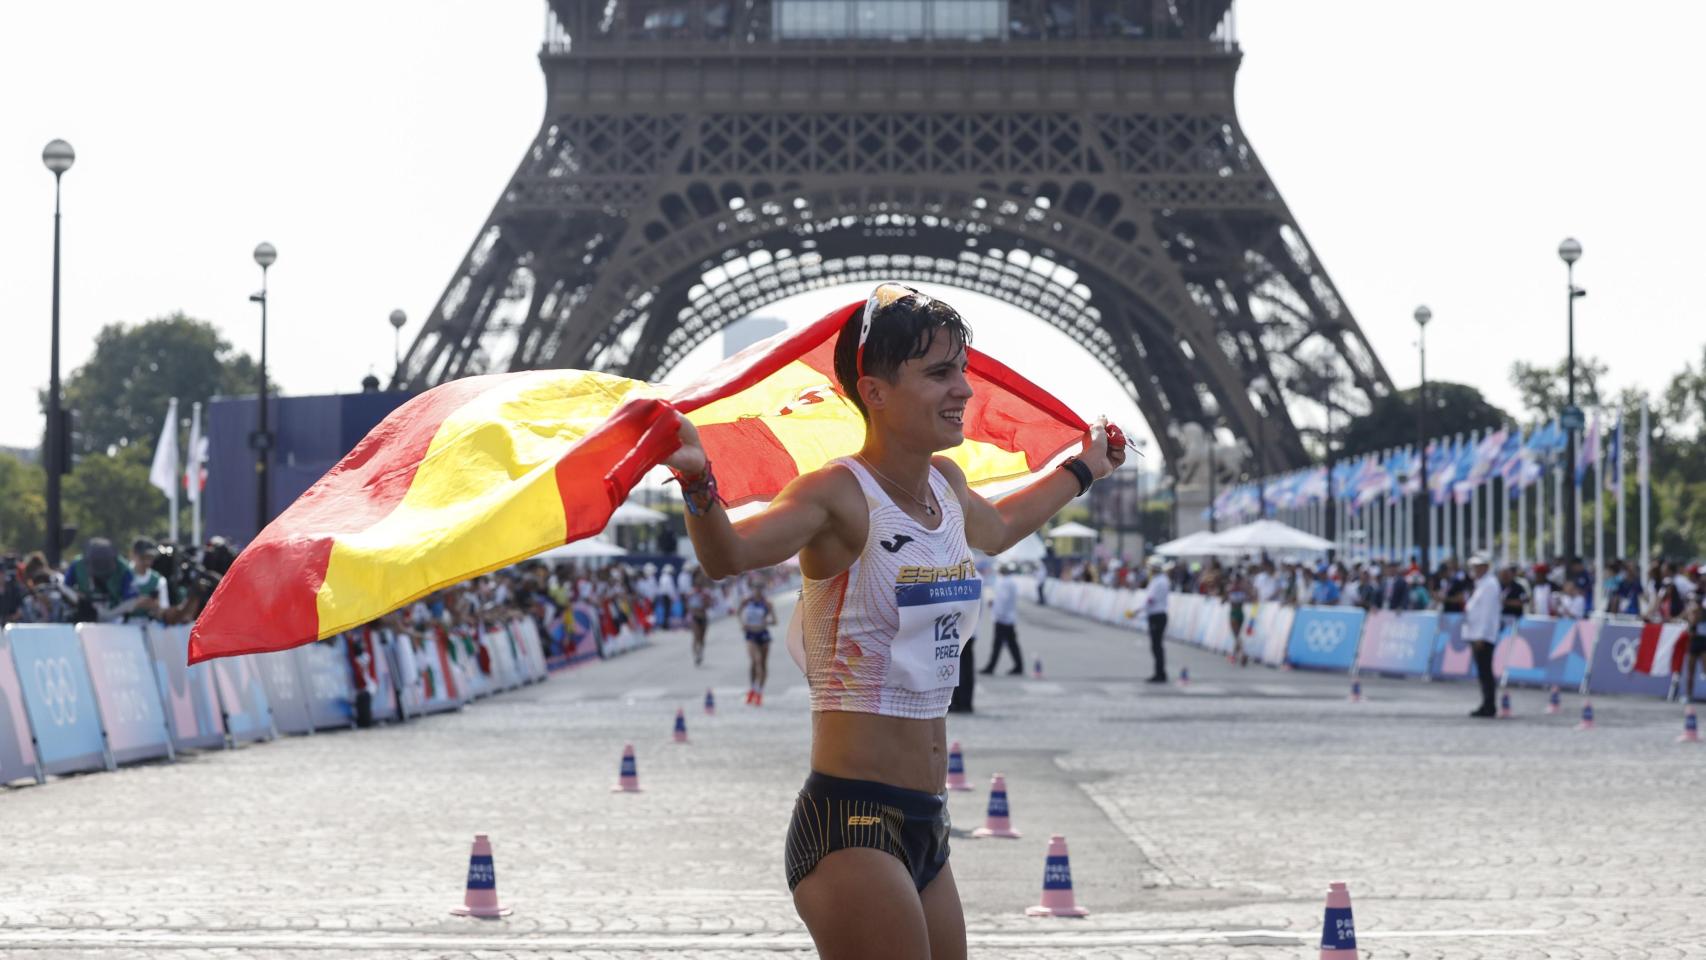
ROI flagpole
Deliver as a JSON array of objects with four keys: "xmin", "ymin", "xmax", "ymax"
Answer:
[
  {"xmin": 1518, "ymin": 475, "xmax": 1527, "ymax": 571},
  {"xmin": 1640, "ymin": 398, "xmax": 1651, "ymax": 578},
  {"xmin": 1615, "ymin": 406, "xmax": 1626, "ymax": 563},
  {"xmin": 1594, "ymin": 416, "xmax": 1605, "ymax": 612},
  {"xmin": 1535, "ymin": 454, "xmax": 1545, "ymax": 563},
  {"xmin": 190, "ymin": 401, "xmax": 203, "ymax": 549}
]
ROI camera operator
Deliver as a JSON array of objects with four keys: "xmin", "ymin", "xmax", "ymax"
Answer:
[
  {"xmin": 1, "ymin": 554, "xmax": 24, "ymax": 624},
  {"xmin": 63, "ymin": 538, "xmax": 142, "ymax": 623},
  {"xmin": 150, "ymin": 538, "xmax": 234, "ymax": 625},
  {"xmin": 124, "ymin": 538, "xmax": 170, "ymax": 623}
]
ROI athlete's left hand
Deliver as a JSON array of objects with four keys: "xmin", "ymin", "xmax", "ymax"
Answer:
[{"xmin": 1078, "ymin": 416, "xmax": 1126, "ymax": 480}]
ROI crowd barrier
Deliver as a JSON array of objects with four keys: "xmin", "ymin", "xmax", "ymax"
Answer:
[
  {"xmin": 1, "ymin": 614, "xmax": 552, "ymax": 788},
  {"xmin": 1030, "ymin": 578, "xmax": 1706, "ymax": 701}
]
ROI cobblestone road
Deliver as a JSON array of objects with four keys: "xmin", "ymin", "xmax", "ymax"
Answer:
[{"xmin": 4, "ymin": 595, "xmax": 1704, "ymax": 958}]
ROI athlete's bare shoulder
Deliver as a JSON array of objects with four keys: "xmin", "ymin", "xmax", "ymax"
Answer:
[{"xmin": 791, "ymin": 460, "xmax": 869, "ymax": 578}]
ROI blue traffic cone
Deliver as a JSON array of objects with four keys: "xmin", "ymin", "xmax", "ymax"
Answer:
[
  {"xmin": 704, "ymin": 688, "xmax": 715, "ymax": 715},
  {"xmin": 673, "ymin": 707, "xmax": 689, "ymax": 743},
  {"xmin": 1576, "ymin": 701, "xmax": 1595, "ymax": 731},
  {"xmin": 972, "ymin": 773, "xmax": 1021, "ymax": 838},
  {"xmin": 1024, "ymin": 834, "xmax": 1089, "ymax": 917},
  {"xmin": 945, "ymin": 741, "xmax": 973, "ymax": 791},
  {"xmin": 1499, "ymin": 691, "xmax": 1512, "ymax": 718},
  {"xmin": 1177, "ymin": 667, "xmax": 1190, "ymax": 687},
  {"xmin": 1318, "ymin": 881, "xmax": 1356, "ymax": 957},
  {"xmin": 1348, "ymin": 680, "xmax": 1362, "ymax": 703},
  {"xmin": 1547, "ymin": 686, "xmax": 1561, "ymax": 714},
  {"xmin": 449, "ymin": 834, "xmax": 512, "ymax": 918},
  {"xmin": 1032, "ymin": 657, "xmax": 1043, "ymax": 679}
]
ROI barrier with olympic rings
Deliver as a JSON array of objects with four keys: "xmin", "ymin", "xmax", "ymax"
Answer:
[
  {"xmin": 4, "ymin": 624, "xmax": 112, "ymax": 777},
  {"xmin": 1024, "ymin": 579, "xmax": 1706, "ymax": 703}
]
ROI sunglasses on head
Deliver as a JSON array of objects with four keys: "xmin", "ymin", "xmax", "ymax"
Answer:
[{"xmin": 856, "ymin": 282, "xmax": 932, "ymax": 378}]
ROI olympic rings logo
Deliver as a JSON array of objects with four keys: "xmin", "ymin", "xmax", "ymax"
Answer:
[
  {"xmin": 936, "ymin": 664, "xmax": 956, "ymax": 681},
  {"xmin": 1611, "ymin": 636, "xmax": 1640, "ymax": 675},
  {"xmin": 32, "ymin": 656, "xmax": 79, "ymax": 727},
  {"xmin": 1303, "ymin": 621, "xmax": 1346, "ymax": 653}
]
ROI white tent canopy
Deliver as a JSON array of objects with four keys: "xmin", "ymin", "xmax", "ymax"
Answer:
[
  {"xmin": 994, "ymin": 533, "xmax": 1047, "ymax": 564},
  {"xmin": 1047, "ymin": 521, "xmax": 1098, "ymax": 539},
  {"xmin": 608, "ymin": 502, "xmax": 667, "ymax": 525},
  {"xmin": 1152, "ymin": 529, "xmax": 1238, "ymax": 557},
  {"xmin": 533, "ymin": 539, "xmax": 629, "ymax": 562},
  {"xmin": 1199, "ymin": 519, "xmax": 1334, "ymax": 554}
]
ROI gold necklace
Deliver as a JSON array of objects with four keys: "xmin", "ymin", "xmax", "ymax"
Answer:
[{"xmin": 855, "ymin": 455, "xmax": 936, "ymax": 517}]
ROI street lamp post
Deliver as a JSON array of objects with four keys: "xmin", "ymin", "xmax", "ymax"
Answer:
[
  {"xmin": 1559, "ymin": 238, "xmax": 1585, "ymax": 561},
  {"xmin": 42, "ymin": 140, "xmax": 75, "ymax": 567},
  {"xmin": 389, "ymin": 309, "xmax": 407, "ymax": 381},
  {"xmin": 250, "ymin": 242, "xmax": 277, "ymax": 538},
  {"xmin": 1249, "ymin": 377, "xmax": 1270, "ymax": 518},
  {"xmin": 1414, "ymin": 305, "xmax": 1432, "ymax": 573}
]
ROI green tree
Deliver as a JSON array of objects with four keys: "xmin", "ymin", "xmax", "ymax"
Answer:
[
  {"xmin": 62, "ymin": 444, "xmax": 164, "ymax": 551},
  {"xmin": 1338, "ymin": 382, "xmax": 1509, "ymax": 459},
  {"xmin": 1508, "ymin": 356, "xmax": 1608, "ymax": 421},
  {"xmin": 0, "ymin": 453, "xmax": 47, "ymax": 553},
  {"xmin": 54, "ymin": 313, "xmax": 262, "ymax": 457}
]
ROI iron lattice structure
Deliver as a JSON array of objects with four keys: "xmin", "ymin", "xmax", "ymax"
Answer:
[{"xmin": 397, "ymin": 0, "xmax": 1391, "ymax": 471}]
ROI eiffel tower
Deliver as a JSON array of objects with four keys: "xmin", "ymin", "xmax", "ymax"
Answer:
[{"xmin": 396, "ymin": 0, "xmax": 1391, "ymax": 471}]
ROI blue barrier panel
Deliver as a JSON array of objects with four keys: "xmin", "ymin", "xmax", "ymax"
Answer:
[
  {"xmin": 79, "ymin": 624, "xmax": 174, "ymax": 765},
  {"xmin": 1586, "ymin": 620, "xmax": 1677, "ymax": 698},
  {"xmin": 256, "ymin": 649, "xmax": 314, "ymax": 735},
  {"xmin": 1430, "ymin": 613, "xmax": 1472, "ymax": 680},
  {"xmin": 1285, "ymin": 607, "xmax": 1365, "ymax": 671},
  {"xmin": 211, "ymin": 655, "xmax": 275, "ymax": 743},
  {"xmin": 5, "ymin": 624, "xmax": 111, "ymax": 775},
  {"xmin": 297, "ymin": 637, "xmax": 356, "ymax": 730},
  {"xmin": 1496, "ymin": 617, "xmax": 1593, "ymax": 689},
  {"xmin": 1355, "ymin": 611, "xmax": 1439, "ymax": 676},
  {"xmin": 144, "ymin": 624, "xmax": 225, "ymax": 751},
  {"xmin": 0, "ymin": 630, "xmax": 43, "ymax": 784}
]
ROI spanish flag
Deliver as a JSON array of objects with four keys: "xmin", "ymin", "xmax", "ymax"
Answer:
[{"xmin": 188, "ymin": 300, "xmax": 1086, "ymax": 662}]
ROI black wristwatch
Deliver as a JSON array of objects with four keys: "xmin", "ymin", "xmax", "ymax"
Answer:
[{"xmin": 1060, "ymin": 456, "xmax": 1094, "ymax": 497}]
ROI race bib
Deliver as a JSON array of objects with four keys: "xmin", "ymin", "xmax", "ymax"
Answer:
[{"xmin": 890, "ymin": 579, "xmax": 982, "ymax": 691}]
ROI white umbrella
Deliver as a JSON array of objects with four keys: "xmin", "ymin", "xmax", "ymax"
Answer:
[
  {"xmin": 1047, "ymin": 521, "xmax": 1098, "ymax": 539},
  {"xmin": 608, "ymin": 502, "xmax": 667, "ymax": 525},
  {"xmin": 534, "ymin": 539, "xmax": 628, "ymax": 562},
  {"xmin": 1153, "ymin": 529, "xmax": 1238, "ymax": 557},
  {"xmin": 1199, "ymin": 519, "xmax": 1333, "ymax": 553}
]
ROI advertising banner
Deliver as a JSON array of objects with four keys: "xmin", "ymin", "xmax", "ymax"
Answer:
[
  {"xmin": 255, "ymin": 649, "xmax": 314, "ymax": 735},
  {"xmin": 79, "ymin": 624, "xmax": 174, "ymax": 764},
  {"xmin": 1355, "ymin": 611, "xmax": 1439, "ymax": 677},
  {"xmin": 1586, "ymin": 620, "xmax": 1680, "ymax": 698},
  {"xmin": 0, "ymin": 630, "xmax": 42, "ymax": 784},
  {"xmin": 511, "ymin": 618, "xmax": 547, "ymax": 682},
  {"xmin": 1430, "ymin": 613, "xmax": 1472, "ymax": 680},
  {"xmin": 568, "ymin": 602, "xmax": 602, "ymax": 661},
  {"xmin": 1495, "ymin": 617, "xmax": 1595, "ymax": 689},
  {"xmin": 296, "ymin": 637, "xmax": 355, "ymax": 730},
  {"xmin": 354, "ymin": 630, "xmax": 401, "ymax": 723},
  {"xmin": 415, "ymin": 633, "xmax": 463, "ymax": 714},
  {"xmin": 145, "ymin": 624, "xmax": 226, "ymax": 751},
  {"xmin": 389, "ymin": 630, "xmax": 421, "ymax": 717},
  {"xmin": 1285, "ymin": 607, "xmax": 1365, "ymax": 671},
  {"xmin": 482, "ymin": 628, "xmax": 519, "ymax": 690},
  {"xmin": 1250, "ymin": 604, "xmax": 1295, "ymax": 667},
  {"xmin": 211, "ymin": 654, "xmax": 275, "ymax": 743},
  {"xmin": 5, "ymin": 624, "xmax": 111, "ymax": 775}
]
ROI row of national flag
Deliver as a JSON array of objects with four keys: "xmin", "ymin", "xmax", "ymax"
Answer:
[{"xmin": 1212, "ymin": 407, "xmax": 1644, "ymax": 522}]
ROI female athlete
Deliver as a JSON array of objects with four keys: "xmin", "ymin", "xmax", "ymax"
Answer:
[{"xmin": 666, "ymin": 283, "xmax": 1122, "ymax": 959}]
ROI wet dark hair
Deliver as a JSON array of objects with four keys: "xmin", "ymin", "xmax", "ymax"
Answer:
[{"xmin": 833, "ymin": 288, "xmax": 973, "ymax": 420}]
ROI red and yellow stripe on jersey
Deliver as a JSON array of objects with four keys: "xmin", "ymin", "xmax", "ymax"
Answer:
[{"xmin": 188, "ymin": 301, "xmax": 1085, "ymax": 663}]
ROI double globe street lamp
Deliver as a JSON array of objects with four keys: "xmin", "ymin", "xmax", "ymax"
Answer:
[
  {"xmin": 42, "ymin": 139, "xmax": 75, "ymax": 567},
  {"xmin": 1559, "ymin": 238, "xmax": 1586, "ymax": 562}
]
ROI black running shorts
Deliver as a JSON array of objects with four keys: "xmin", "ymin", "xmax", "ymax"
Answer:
[{"xmin": 784, "ymin": 771, "xmax": 950, "ymax": 893}]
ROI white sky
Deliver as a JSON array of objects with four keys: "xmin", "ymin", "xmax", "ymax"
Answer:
[{"xmin": 2, "ymin": 1, "xmax": 1701, "ymax": 454}]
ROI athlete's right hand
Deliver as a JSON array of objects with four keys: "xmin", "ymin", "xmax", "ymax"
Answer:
[{"xmin": 664, "ymin": 411, "xmax": 708, "ymax": 476}]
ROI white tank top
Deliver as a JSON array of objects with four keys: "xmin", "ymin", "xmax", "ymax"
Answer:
[{"xmin": 786, "ymin": 457, "xmax": 983, "ymax": 720}]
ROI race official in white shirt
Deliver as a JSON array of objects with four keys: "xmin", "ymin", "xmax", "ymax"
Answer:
[
  {"xmin": 1143, "ymin": 560, "xmax": 1172, "ymax": 683},
  {"xmin": 1462, "ymin": 554, "xmax": 1502, "ymax": 718}
]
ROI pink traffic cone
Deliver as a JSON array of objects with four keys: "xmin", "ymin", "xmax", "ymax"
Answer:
[
  {"xmin": 1498, "ymin": 691, "xmax": 1512, "ymax": 719},
  {"xmin": 1032, "ymin": 657, "xmax": 1043, "ymax": 679},
  {"xmin": 972, "ymin": 773, "xmax": 1022, "ymax": 838},
  {"xmin": 1546, "ymin": 686, "xmax": 1561, "ymax": 714},
  {"xmin": 1348, "ymin": 680, "xmax": 1362, "ymax": 703},
  {"xmin": 1177, "ymin": 667, "xmax": 1190, "ymax": 687},
  {"xmin": 611, "ymin": 743, "xmax": 642, "ymax": 792},
  {"xmin": 673, "ymin": 708, "xmax": 689, "ymax": 743},
  {"xmin": 1025, "ymin": 834, "xmax": 1089, "ymax": 917},
  {"xmin": 1679, "ymin": 706, "xmax": 1700, "ymax": 743},
  {"xmin": 1318, "ymin": 881, "xmax": 1356, "ymax": 957},
  {"xmin": 945, "ymin": 741, "xmax": 974, "ymax": 792},
  {"xmin": 704, "ymin": 688, "xmax": 715, "ymax": 715},
  {"xmin": 449, "ymin": 834, "xmax": 512, "ymax": 918},
  {"xmin": 1576, "ymin": 701, "xmax": 1595, "ymax": 731}
]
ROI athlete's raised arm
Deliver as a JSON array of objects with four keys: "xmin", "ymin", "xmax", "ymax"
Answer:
[
  {"xmin": 937, "ymin": 417, "xmax": 1124, "ymax": 555},
  {"xmin": 665, "ymin": 413, "xmax": 843, "ymax": 580}
]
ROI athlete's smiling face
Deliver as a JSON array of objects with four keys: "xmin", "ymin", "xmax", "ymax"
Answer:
[{"xmin": 864, "ymin": 328, "xmax": 973, "ymax": 452}]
